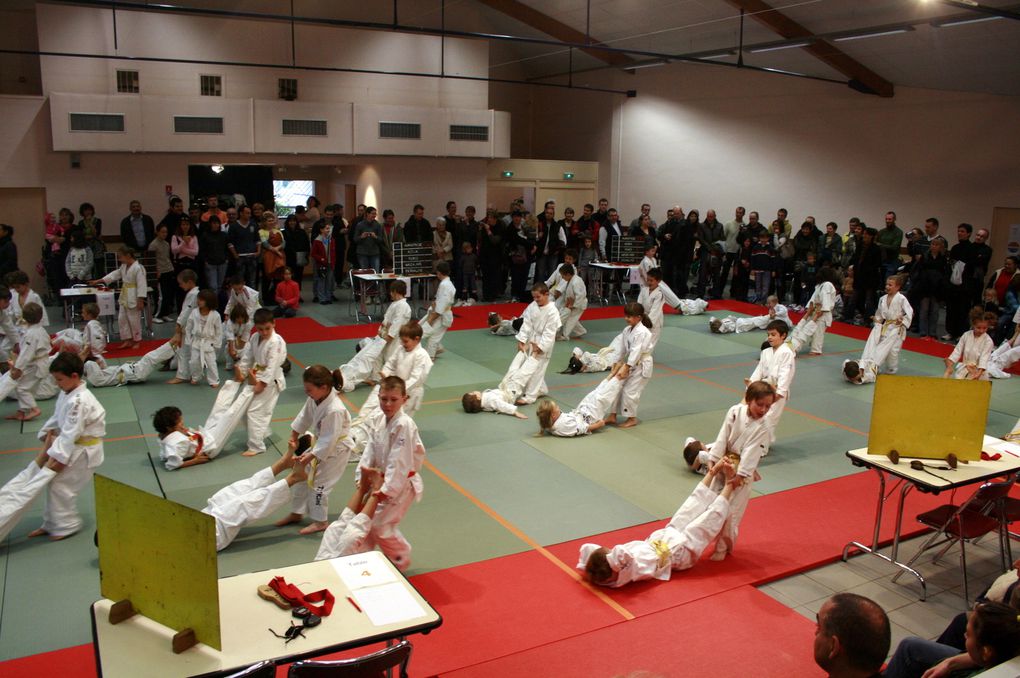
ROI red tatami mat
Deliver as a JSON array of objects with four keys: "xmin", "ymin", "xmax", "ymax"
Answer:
[
  {"xmin": 545, "ymin": 469, "xmax": 951, "ymax": 618},
  {"xmin": 440, "ymin": 585, "xmax": 823, "ymax": 678}
]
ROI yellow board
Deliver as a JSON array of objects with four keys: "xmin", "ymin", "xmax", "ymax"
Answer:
[
  {"xmin": 868, "ymin": 375, "xmax": 990, "ymax": 461},
  {"xmin": 94, "ymin": 475, "xmax": 221, "ymax": 650}
]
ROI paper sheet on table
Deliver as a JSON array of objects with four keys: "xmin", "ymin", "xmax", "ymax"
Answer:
[
  {"xmin": 332, "ymin": 554, "xmax": 398, "ymax": 590},
  {"xmin": 986, "ymin": 439, "xmax": 1020, "ymax": 458},
  {"xmin": 96, "ymin": 291, "xmax": 116, "ymax": 317},
  {"xmin": 351, "ymin": 582, "xmax": 426, "ymax": 626}
]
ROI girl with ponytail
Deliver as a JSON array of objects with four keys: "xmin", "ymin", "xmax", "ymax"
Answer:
[
  {"xmin": 605, "ymin": 302, "xmax": 655, "ymax": 429},
  {"xmin": 274, "ymin": 364, "xmax": 354, "ymax": 535}
]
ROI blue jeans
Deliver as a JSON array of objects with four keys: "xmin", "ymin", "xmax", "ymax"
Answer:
[
  {"xmin": 204, "ymin": 263, "xmax": 227, "ymax": 291},
  {"xmin": 883, "ymin": 637, "xmax": 959, "ymax": 678},
  {"xmin": 314, "ymin": 267, "xmax": 335, "ymax": 302},
  {"xmin": 236, "ymin": 257, "xmax": 257, "ymax": 287},
  {"xmin": 357, "ymin": 254, "xmax": 381, "ymax": 272}
]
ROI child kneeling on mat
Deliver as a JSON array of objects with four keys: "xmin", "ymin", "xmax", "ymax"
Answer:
[{"xmin": 578, "ymin": 457, "xmax": 740, "ymax": 587}]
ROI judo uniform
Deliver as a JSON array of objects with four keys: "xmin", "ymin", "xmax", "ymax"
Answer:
[
  {"xmin": 186, "ymin": 310, "xmax": 222, "ymax": 386},
  {"xmin": 514, "ymin": 300, "xmax": 562, "ymax": 404},
  {"xmin": 421, "ymin": 278, "xmax": 455, "ymax": 359},
  {"xmin": 289, "ymin": 392, "xmax": 353, "ymax": 522},
  {"xmin": 237, "ymin": 331, "xmax": 287, "ymax": 454},
  {"xmin": 788, "ymin": 281, "xmax": 838, "ymax": 354},
  {"xmin": 611, "ymin": 322, "xmax": 655, "ymax": 420},
  {"xmin": 557, "ymin": 275, "xmax": 588, "ymax": 340},
  {"xmin": 948, "ymin": 330, "xmax": 994, "ymax": 380},
  {"xmin": 100, "ymin": 261, "xmax": 148, "ymax": 342},
  {"xmin": 550, "ymin": 377, "xmax": 624, "ymax": 437}
]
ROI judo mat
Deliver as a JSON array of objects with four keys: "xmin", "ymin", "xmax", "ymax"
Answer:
[{"xmin": 2, "ymin": 291, "xmax": 1019, "ymax": 676}]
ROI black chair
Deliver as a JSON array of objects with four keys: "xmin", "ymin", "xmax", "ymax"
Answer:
[
  {"xmin": 192, "ymin": 659, "xmax": 275, "ymax": 678},
  {"xmin": 288, "ymin": 640, "xmax": 412, "ymax": 678}
]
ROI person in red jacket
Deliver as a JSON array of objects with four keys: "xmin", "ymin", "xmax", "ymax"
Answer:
[
  {"xmin": 310, "ymin": 222, "xmax": 337, "ymax": 304},
  {"xmin": 273, "ymin": 267, "xmax": 300, "ymax": 318}
]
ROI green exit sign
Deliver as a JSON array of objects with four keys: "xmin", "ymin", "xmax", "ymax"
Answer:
[
  {"xmin": 501, "ymin": 170, "xmax": 514, "ymax": 178},
  {"xmin": 563, "ymin": 172, "xmax": 575, "ymax": 180}
]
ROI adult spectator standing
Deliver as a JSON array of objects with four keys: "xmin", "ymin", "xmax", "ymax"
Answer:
[
  {"xmin": 945, "ymin": 223, "xmax": 975, "ymax": 341},
  {"xmin": 432, "ymin": 217, "xmax": 454, "ymax": 266},
  {"xmin": 78, "ymin": 202, "xmax": 104, "ymax": 278},
  {"xmin": 0, "ymin": 224, "xmax": 17, "ymax": 279},
  {"xmin": 119, "ymin": 200, "xmax": 154, "ymax": 251},
  {"xmin": 916, "ymin": 217, "xmax": 940, "ymax": 263},
  {"xmin": 227, "ymin": 205, "xmax": 260, "ymax": 287},
  {"xmin": 403, "ymin": 204, "xmax": 432, "ymax": 245},
  {"xmin": 379, "ymin": 209, "xmax": 403, "ymax": 269},
  {"xmin": 987, "ymin": 256, "xmax": 1019, "ymax": 305},
  {"xmin": 534, "ymin": 201, "xmax": 565, "ymax": 284},
  {"xmin": 282, "ymin": 214, "xmax": 309, "ymax": 295},
  {"xmin": 598, "ymin": 208, "xmax": 625, "ymax": 263},
  {"xmin": 199, "ymin": 215, "xmax": 229, "ymax": 291},
  {"xmin": 329, "ymin": 204, "xmax": 349, "ymax": 285},
  {"xmin": 158, "ymin": 196, "xmax": 186, "ymax": 236},
  {"xmin": 660, "ymin": 205, "xmax": 694, "ymax": 296},
  {"xmin": 775, "ymin": 208, "xmax": 793, "ymax": 238},
  {"xmin": 592, "ymin": 198, "xmax": 610, "ymax": 250},
  {"xmin": 720, "ymin": 206, "xmax": 745, "ymax": 298},
  {"xmin": 171, "ymin": 215, "xmax": 199, "ymax": 305},
  {"xmin": 695, "ymin": 209, "xmax": 723, "ymax": 298},
  {"xmin": 876, "ymin": 211, "xmax": 904, "ymax": 280},
  {"xmin": 559, "ymin": 207, "xmax": 580, "ymax": 251},
  {"xmin": 971, "ymin": 228, "xmax": 994, "ymax": 304},
  {"xmin": 842, "ymin": 218, "xmax": 862, "ymax": 270},
  {"xmin": 576, "ymin": 204, "xmax": 598, "ymax": 253},
  {"xmin": 46, "ymin": 208, "xmax": 75, "ymax": 293},
  {"xmin": 507, "ymin": 210, "xmax": 535, "ymax": 302},
  {"xmin": 843, "ymin": 226, "xmax": 882, "ymax": 324},
  {"xmin": 820, "ymin": 222, "xmax": 843, "ymax": 269},
  {"xmin": 910, "ymin": 235, "xmax": 950, "ymax": 339},
  {"xmin": 628, "ymin": 203, "xmax": 656, "ymax": 232},
  {"xmin": 455, "ymin": 205, "xmax": 480, "ymax": 271},
  {"xmin": 813, "ymin": 593, "xmax": 890, "ymax": 678},
  {"xmin": 630, "ymin": 214, "xmax": 658, "ymax": 251},
  {"xmin": 478, "ymin": 210, "xmax": 506, "ymax": 301},
  {"xmin": 200, "ymin": 194, "xmax": 227, "ymax": 231},
  {"xmin": 353, "ymin": 206, "xmax": 384, "ymax": 271}
]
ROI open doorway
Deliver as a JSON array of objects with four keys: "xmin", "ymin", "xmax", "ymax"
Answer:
[{"xmin": 187, "ymin": 165, "xmax": 273, "ymax": 210}]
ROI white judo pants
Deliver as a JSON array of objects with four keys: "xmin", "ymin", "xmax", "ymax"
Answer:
[
  {"xmin": 15, "ymin": 363, "xmax": 45, "ymax": 411},
  {"xmin": 560, "ymin": 307, "xmax": 586, "ymax": 340},
  {"xmin": 174, "ymin": 343, "xmax": 193, "ymax": 381},
  {"xmin": 363, "ymin": 484, "xmax": 417, "ymax": 570},
  {"xmin": 987, "ymin": 341, "xmax": 1020, "ymax": 379},
  {"xmin": 204, "ymin": 466, "xmax": 291, "ymax": 551},
  {"xmin": 201, "ymin": 381, "xmax": 256, "ymax": 458},
  {"xmin": 0, "ymin": 461, "xmax": 56, "ymax": 542},
  {"xmin": 41, "ymin": 451, "xmax": 95, "ymax": 537},
  {"xmin": 576, "ymin": 377, "xmax": 623, "ymax": 423},
  {"xmin": 315, "ymin": 507, "xmax": 372, "ymax": 561},
  {"xmin": 613, "ymin": 366, "xmax": 651, "ymax": 419},
  {"xmin": 290, "ymin": 447, "xmax": 351, "ymax": 522},
  {"xmin": 189, "ymin": 344, "xmax": 219, "ymax": 386},
  {"xmin": 118, "ymin": 305, "xmax": 142, "ymax": 342},
  {"xmin": 421, "ymin": 319, "xmax": 450, "ymax": 359},
  {"xmin": 789, "ymin": 315, "xmax": 830, "ymax": 354},
  {"xmin": 861, "ymin": 322, "xmax": 906, "ymax": 375},
  {"xmin": 245, "ymin": 384, "xmax": 281, "ymax": 455},
  {"xmin": 735, "ymin": 315, "xmax": 769, "ymax": 333},
  {"xmin": 507, "ymin": 348, "xmax": 552, "ymax": 405},
  {"xmin": 711, "ymin": 475, "xmax": 754, "ymax": 557},
  {"xmin": 655, "ymin": 485, "xmax": 731, "ymax": 571},
  {"xmin": 339, "ymin": 337, "xmax": 386, "ymax": 391}
]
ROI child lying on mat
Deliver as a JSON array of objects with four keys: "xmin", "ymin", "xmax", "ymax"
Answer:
[
  {"xmin": 561, "ymin": 335, "xmax": 623, "ymax": 375},
  {"xmin": 536, "ymin": 377, "xmax": 624, "ymax": 437},
  {"xmin": 152, "ymin": 380, "xmax": 257, "ymax": 470},
  {"xmin": 488, "ymin": 312, "xmax": 523, "ymax": 336},
  {"xmin": 578, "ymin": 458, "xmax": 740, "ymax": 587},
  {"xmin": 708, "ymin": 295, "xmax": 790, "ymax": 334}
]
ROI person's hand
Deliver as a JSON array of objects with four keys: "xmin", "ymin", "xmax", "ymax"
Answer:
[
  {"xmin": 9, "ymin": 367, "xmax": 22, "ymax": 380},
  {"xmin": 921, "ymin": 657, "xmax": 957, "ymax": 678},
  {"xmin": 513, "ymin": 411, "xmax": 528, "ymax": 419},
  {"xmin": 517, "ymin": 341, "xmax": 526, "ymax": 353},
  {"xmin": 136, "ymin": 300, "xmax": 144, "ymax": 310},
  {"xmin": 253, "ymin": 381, "xmax": 266, "ymax": 394},
  {"xmin": 530, "ymin": 342, "xmax": 542, "ymax": 356},
  {"xmin": 296, "ymin": 451, "xmax": 314, "ymax": 466},
  {"xmin": 192, "ymin": 452, "xmax": 210, "ymax": 465},
  {"xmin": 234, "ymin": 366, "xmax": 244, "ymax": 382}
]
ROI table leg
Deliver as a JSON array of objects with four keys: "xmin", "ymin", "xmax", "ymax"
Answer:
[{"xmin": 842, "ymin": 468, "xmax": 927, "ymax": 600}]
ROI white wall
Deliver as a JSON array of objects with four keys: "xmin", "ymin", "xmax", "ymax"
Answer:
[{"xmin": 509, "ymin": 63, "xmax": 1020, "ymax": 237}]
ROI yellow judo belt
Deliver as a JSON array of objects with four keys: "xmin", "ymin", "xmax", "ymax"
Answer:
[
  {"xmin": 75, "ymin": 437, "xmax": 101, "ymax": 446},
  {"xmin": 650, "ymin": 539, "xmax": 671, "ymax": 569},
  {"xmin": 119, "ymin": 282, "xmax": 136, "ymax": 307}
]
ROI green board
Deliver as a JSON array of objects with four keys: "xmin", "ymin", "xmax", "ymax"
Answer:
[
  {"xmin": 94, "ymin": 475, "xmax": 221, "ymax": 650},
  {"xmin": 867, "ymin": 374, "xmax": 991, "ymax": 461}
]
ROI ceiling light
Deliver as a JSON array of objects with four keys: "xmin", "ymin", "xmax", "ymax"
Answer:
[
  {"xmin": 931, "ymin": 15, "xmax": 1003, "ymax": 27},
  {"xmin": 698, "ymin": 51, "xmax": 737, "ymax": 59},
  {"xmin": 833, "ymin": 28, "xmax": 913, "ymax": 41},
  {"xmin": 624, "ymin": 59, "xmax": 668, "ymax": 71},
  {"xmin": 210, "ymin": 164, "xmax": 224, "ymax": 174},
  {"xmin": 748, "ymin": 41, "xmax": 812, "ymax": 53}
]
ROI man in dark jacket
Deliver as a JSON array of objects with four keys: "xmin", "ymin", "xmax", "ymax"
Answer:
[
  {"xmin": 0, "ymin": 224, "xmax": 18, "ymax": 279},
  {"xmin": 403, "ymin": 205, "xmax": 432, "ymax": 245},
  {"xmin": 119, "ymin": 200, "xmax": 155, "ymax": 251}
]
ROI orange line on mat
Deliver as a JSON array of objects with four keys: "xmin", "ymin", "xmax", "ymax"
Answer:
[{"xmin": 423, "ymin": 458, "xmax": 635, "ymax": 621}]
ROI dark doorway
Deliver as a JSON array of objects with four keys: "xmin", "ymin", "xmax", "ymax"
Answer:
[{"xmin": 188, "ymin": 165, "xmax": 274, "ymax": 210}]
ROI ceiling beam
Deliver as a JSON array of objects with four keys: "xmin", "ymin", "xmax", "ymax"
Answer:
[
  {"xmin": 474, "ymin": 0, "xmax": 637, "ymax": 67},
  {"xmin": 724, "ymin": 0, "xmax": 895, "ymax": 97}
]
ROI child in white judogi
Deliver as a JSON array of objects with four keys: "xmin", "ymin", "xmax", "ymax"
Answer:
[
  {"xmin": 487, "ymin": 313, "xmax": 523, "ymax": 336},
  {"xmin": 224, "ymin": 275, "xmax": 261, "ymax": 320},
  {"xmin": 0, "ymin": 286, "xmax": 18, "ymax": 366},
  {"xmin": 85, "ymin": 340, "xmax": 177, "ymax": 388},
  {"xmin": 93, "ymin": 247, "xmax": 147, "ymax": 348},
  {"xmin": 223, "ymin": 305, "xmax": 252, "ymax": 371},
  {"xmin": 515, "ymin": 283, "xmax": 562, "ymax": 404},
  {"xmin": 578, "ymin": 458, "xmax": 739, "ymax": 587},
  {"xmin": 7, "ymin": 303, "xmax": 50, "ymax": 422},
  {"xmin": 988, "ymin": 328, "xmax": 1020, "ymax": 379},
  {"xmin": 0, "ymin": 354, "xmax": 105, "ymax": 542},
  {"xmin": 689, "ymin": 380, "xmax": 777, "ymax": 561},
  {"xmin": 184, "ymin": 290, "xmax": 222, "ymax": 388},
  {"xmin": 537, "ymin": 376, "xmax": 624, "ymax": 437},
  {"xmin": 153, "ymin": 380, "xmax": 256, "ymax": 471},
  {"xmin": 547, "ymin": 250, "xmax": 587, "ymax": 338},
  {"xmin": 850, "ymin": 274, "xmax": 913, "ymax": 378},
  {"xmin": 562, "ymin": 335, "xmax": 624, "ymax": 375},
  {"xmin": 638, "ymin": 244, "xmax": 657, "ymax": 293},
  {"xmin": 8, "ymin": 271, "xmax": 50, "ymax": 329},
  {"xmin": 347, "ymin": 376, "xmax": 424, "ymax": 570},
  {"xmin": 314, "ymin": 467, "xmax": 388, "ymax": 561},
  {"xmin": 80, "ymin": 303, "xmax": 107, "ymax": 368},
  {"xmin": 606, "ymin": 304, "xmax": 655, "ymax": 429},
  {"xmin": 360, "ymin": 323, "xmax": 432, "ymax": 418},
  {"xmin": 336, "ymin": 285, "xmax": 413, "ymax": 393},
  {"xmin": 236, "ymin": 308, "xmax": 288, "ymax": 456},
  {"xmin": 748, "ymin": 319, "xmax": 795, "ymax": 444},
  {"xmin": 945, "ymin": 309, "xmax": 996, "ymax": 381},
  {"xmin": 201, "ymin": 440, "xmax": 309, "ymax": 551},
  {"xmin": 170, "ymin": 270, "xmax": 199, "ymax": 379},
  {"xmin": 421, "ymin": 262, "xmax": 455, "ymax": 359},
  {"xmin": 787, "ymin": 268, "xmax": 840, "ymax": 355},
  {"xmin": 274, "ymin": 366, "xmax": 353, "ymax": 535},
  {"xmin": 461, "ymin": 387, "xmax": 528, "ymax": 418},
  {"xmin": 557, "ymin": 264, "xmax": 588, "ymax": 341},
  {"xmin": 638, "ymin": 268, "xmax": 708, "ymax": 349},
  {"xmin": 709, "ymin": 295, "xmax": 790, "ymax": 334}
]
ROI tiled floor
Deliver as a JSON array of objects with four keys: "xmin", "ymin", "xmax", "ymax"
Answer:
[{"xmin": 759, "ymin": 532, "xmax": 1012, "ymax": 658}]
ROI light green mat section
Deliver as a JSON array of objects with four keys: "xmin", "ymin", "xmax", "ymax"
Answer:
[{"xmin": 2, "ymin": 295, "xmax": 1020, "ymax": 662}]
